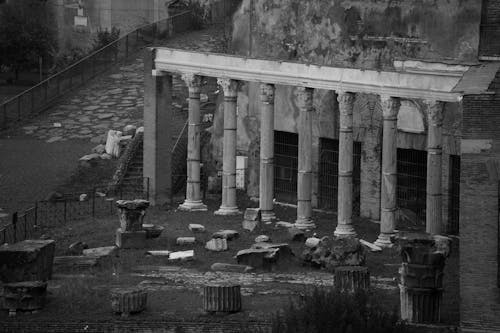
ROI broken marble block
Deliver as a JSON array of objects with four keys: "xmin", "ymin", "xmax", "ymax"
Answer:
[
  {"xmin": 110, "ymin": 287, "xmax": 147, "ymax": 317},
  {"xmin": 115, "ymin": 228, "xmax": 147, "ymax": 249},
  {"xmin": 255, "ymin": 235, "xmax": 270, "ymax": 243},
  {"xmin": 210, "ymin": 263, "xmax": 254, "ymax": 273},
  {"xmin": 242, "ymin": 208, "xmax": 260, "ymax": 232},
  {"xmin": 302, "ymin": 236, "xmax": 365, "ymax": 272},
  {"xmin": 188, "ymin": 224, "xmax": 206, "ymax": 233},
  {"xmin": 177, "ymin": 237, "xmax": 196, "ymax": 245},
  {"xmin": 212, "ymin": 230, "xmax": 239, "ymax": 241},
  {"xmin": 82, "ymin": 246, "xmax": 118, "ymax": 265},
  {"xmin": 205, "ymin": 238, "xmax": 228, "ymax": 252},
  {"xmin": 142, "ymin": 224, "xmax": 164, "ymax": 239},
  {"xmin": 0, "ymin": 239, "xmax": 55, "ymax": 282},
  {"xmin": 237, "ymin": 243, "xmax": 294, "ymax": 270},
  {"xmin": 116, "ymin": 199, "xmax": 150, "ymax": 232},
  {"xmin": 169, "ymin": 250, "xmax": 194, "ymax": 261},
  {"xmin": 68, "ymin": 241, "xmax": 88, "ymax": 255},
  {"xmin": 2, "ymin": 281, "xmax": 47, "ymax": 315}
]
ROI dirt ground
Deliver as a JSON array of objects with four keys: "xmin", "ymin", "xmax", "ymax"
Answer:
[{"xmin": 0, "ymin": 191, "xmax": 460, "ymax": 326}]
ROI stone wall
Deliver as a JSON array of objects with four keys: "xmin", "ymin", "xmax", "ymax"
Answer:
[{"xmin": 459, "ymin": 69, "xmax": 500, "ymax": 332}]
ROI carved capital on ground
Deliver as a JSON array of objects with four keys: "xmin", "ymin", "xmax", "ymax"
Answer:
[
  {"xmin": 217, "ymin": 78, "xmax": 239, "ymax": 98},
  {"xmin": 380, "ymin": 95, "xmax": 401, "ymax": 120},
  {"xmin": 295, "ymin": 87, "xmax": 314, "ymax": 111},
  {"xmin": 337, "ymin": 91, "xmax": 355, "ymax": 116},
  {"xmin": 260, "ymin": 83, "xmax": 275, "ymax": 104},
  {"xmin": 424, "ymin": 100, "xmax": 444, "ymax": 126}
]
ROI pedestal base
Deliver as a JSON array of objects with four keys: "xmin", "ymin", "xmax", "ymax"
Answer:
[
  {"xmin": 115, "ymin": 229, "xmax": 147, "ymax": 249},
  {"xmin": 374, "ymin": 233, "xmax": 395, "ymax": 248},
  {"xmin": 334, "ymin": 266, "xmax": 370, "ymax": 293},
  {"xmin": 178, "ymin": 200, "xmax": 208, "ymax": 212},
  {"xmin": 214, "ymin": 206, "xmax": 241, "ymax": 216},
  {"xmin": 2, "ymin": 281, "xmax": 47, "ymax": 313},
  {"xmin": 334, "ymin": 225, "xmax": 357, "ymax": 238},
  {"xmin": 294, "ymin": 218, "xmax": 316, "ymax": 230},
  {"xmin": 261, "ymin": 210, "xmax": 276, "ymax": 222},
  {"xmin": 203, "ymin": 284, "xmax": 241, "ymax": 313}
]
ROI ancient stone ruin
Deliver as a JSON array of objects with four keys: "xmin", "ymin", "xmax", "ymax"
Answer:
[{"xmin": 115, "ymin": 199, "xmax": 150, "ymax": 249}]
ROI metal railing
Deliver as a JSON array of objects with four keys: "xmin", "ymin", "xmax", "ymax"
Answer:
[
  {"xmin": 0, "ymin": 11, "xmax": 194, "ymax": 130},
  {"xmin": 0, "ymin": 177, "xmax": 149, "ymax": 244}
]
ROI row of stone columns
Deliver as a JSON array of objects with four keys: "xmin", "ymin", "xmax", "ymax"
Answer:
[{"xmin": 171, "ymin": 73, "xmax": 445, "ymax": 238}]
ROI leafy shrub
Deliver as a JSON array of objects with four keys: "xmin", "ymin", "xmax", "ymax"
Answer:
[{"xmin": 271, "ymin": 288, "xmax": 408, "ymax": 333}]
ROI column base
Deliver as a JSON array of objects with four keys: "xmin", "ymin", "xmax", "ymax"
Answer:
[
  {"xmin": 294, "ymin": 218, "xmax": 316, "ymax": 230},
  {"xmin": 214, "ymin": 206, "xmax": 241, "ymax": 216},
  {"xmin": 334, "ymin": 225, "xmax": 357, "ymax": 238},
  {"xmin": 374, "ymin": 233, "xmax": 395, "ymax": 248},
  {"xmin": 178, "ymin": 200, "xmax": 208, "ymax": 212},
  {"xmin": 260, "ymin": 210, "xmax": 276, "ymax": 222}
]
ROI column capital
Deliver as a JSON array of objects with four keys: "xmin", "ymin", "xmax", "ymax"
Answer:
[
  {"xmin": 380, "ymin": 95, "xmax": 401, "ymax": 120},
  {"xmin": 337, "ymin": 91, "xmax": 355, "ymax": 116},
  {"xmin": 217, "ymin": 78, "xmax": 240, "ymax": 97},
  {"xmin": 260, "ymin": 83, "xmax": 275, "ymax": 104},
  {"xmin": 182, "ymin": 73, "xmax": 203, "ymax": 90},
  {"xmin": 424, "ymin": 100, "xmax": 444, "ymax": 126},
  {"xmin": 295, "ymin": 87, "xmax": 314, "ymax": 111}
]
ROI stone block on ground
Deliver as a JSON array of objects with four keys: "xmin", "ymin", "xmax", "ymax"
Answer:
[
  {"xmin": 82, "ymin": 246, "xmax": 118, "ymax": 265},
  {"xmin": 169, "ymin": 250, "xmax": 194, "ymax": 261},
  {"xmin": 110, "ymin": 287, "xmax": 147, "ymax": 317},
  {"xmin": 0, "ymin": 240, "xmax": 55, "ymax": 282},
  {"xmin": 177, "ymin": 237, "xmax": 196, "ymax": 245},
  {"xmin": 305, "ymin": 237, "xmax": 320, "ymax": 248},
  {"xmin": 116, "ymin": 199, "xmax": 150, "ymax": 232},
  {"xmin": 53, "ymin": 256, "xmax": 98, "ymax": 271},
  {"xmin": 68, "ymin": 241, "xmax": 88, "ymax": 255},
  {"xmin": 251, "ymin": 242, "xmax": 294, "ymax": 259},
  {"xmin": 289, "ymin": 227, "xmax": 305, "ymax": 242},
  {"xmin": 123, "ymin": 125, "xmax": 137, "ymax": 137},
  {"xmin": 92, "ymin": 144, "xmax": 106, "ymax": 154},
  {"xmin": 334, "ymin": 266, "xmax": 370, "ymax": 293},
  {"xmin": 188, "ymin": 224, "xmax": 206, "ymax": 233},
  {"xmin": 115, "ymin": 228, "xmax": 147, "ymax": 249},
  {"xmin": 142, "ymin": 224, "xmax": 164, "ymax": 239},
  {"xmin": 244, "ymin": 208, "xmax": 261, "ymax": 222},
  {"xmin": 146, "ymin": 250, "xmax": 171, "ymax": 256},
  {"xmin": 205, "ymin": 238, "xmax": 228, "ymax": 252},
  {"xmin": 255, "ymin": 235, "xmax": 270, "ymax": 243},
  {"xmin": 276, "ymin": 221, "xmax": 294, "ymax": 228},
  {"xmin": 359, "ymin": 239, "xmax": 382, "ymax": 252},
  {"xmin": 236, "ymin": 248, "xmax": 279, "ymax": 270},
  {"xmin": 302, "ymin": 237, "xmax": 365, "ymax": 272},
  {"xmin": 210, "ymin": 263, "xmax": 254, "ymax": 273},
  {"xmin": 2, "ymin": 281, "xmax": 47, "ymax": 315},
  {"xmin": 242, "ymin": 220, "xmax": 259, "ymax": 232},
  {"xmin": 203, "ymin": 284, "xmax": 241, "ymax": 313},
  {"xmin": 212, "ymin": 230, "xmax": 239, "ymax": 241}
]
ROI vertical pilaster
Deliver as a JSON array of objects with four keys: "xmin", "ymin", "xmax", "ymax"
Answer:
[
  {"xmin": 215, "ymin": 78, "xmax": 241, "ymax": 216},
  {"xmin": 179, "ymin": 74, "xmax": 207, "ymax": 212},
  {"xmin": 259, "ymin": 83, "xmax": 276, "ymax": 221},
  {"xmin": 375, "ymin": 95, "xmax": 401, "ymax": 247},
  {"xmin": 143, "ymin": 50, "xmax": 172, "ymax": 206},
  {"xmin": 425, "ymin": 100, "xmax": 444, "ymax": 235},
  {"xmin": 335, "ymin": 91, "xmax": 356, "ymax": 237},
  {"xmin": 295, "ymin": 87, "xmax": 315, "ymax": 230}
]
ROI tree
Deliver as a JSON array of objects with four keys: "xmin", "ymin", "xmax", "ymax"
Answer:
[{"xmin": 0, "ymin": 0, "xmax": 58, "ymax": 81}]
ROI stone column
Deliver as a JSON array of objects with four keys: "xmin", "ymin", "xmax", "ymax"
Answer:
[
  {"xmin": 143, "ymin": 50, "xmax": 172, "ymax": 206},
  {"xmin": 375, "ymin": 95, "xmax": 401, "ymax": 247},
  {"xmin": 295, "ymin": 87, "xmax": 315, "ymax": 229},
  {"xmin": 215, "ymin": 78, "xmax": 241, "ymax": 216},
  {"xmin": 334, "ymin": 91, "xmax": 356, "ymax": 237},
  {"xmin": 179, "ymin": 74, "xmax": 207, "ymax": 212},
  {"xmin": 259, "ymin": 83, "xmax": 276, "ymax": 221},
  {"xmin": 425, "ymin": 100, "xmax": 444, "ymax": 235}
]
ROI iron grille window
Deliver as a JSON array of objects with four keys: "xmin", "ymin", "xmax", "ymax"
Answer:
[
  {"xmin": 274, "ymin": 131, "xmax": 298, "ymax": 204},
  {"xmin": 318, "ymin": 138, "xmax": 361, "ymax": 215},
  {"xmin": 448, "ymin": 155, "xmax": 460, "ymax": 235},
  {"xmin": 397, "ymin": 148, "xmax": 427, "ymax": 223}
]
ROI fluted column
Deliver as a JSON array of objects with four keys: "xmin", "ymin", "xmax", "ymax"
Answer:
[
  {"xmin": 179, "ymin": 74, "xmax": 207, "ymax": 212},
  {"xmin": 425, "ymin": 100, "xmax": 444, "ymax": 235},
  {"xmin": 375, "ymin": 95, "xmax": 401, "ymax": 247},
  {"xmin": 215, "ymin": 78, "xmax": 241, "ymax": 216},
  {"xmin": 259, "ymin": 83, "xmax": 276, "ymax": 221},
  {"xmin": 334, "ymin": 91, "xmax": 356, "ymax": 237},
  {"xmin": 294, "ymin": 87, "xmax": 315, "ymax": 229}
]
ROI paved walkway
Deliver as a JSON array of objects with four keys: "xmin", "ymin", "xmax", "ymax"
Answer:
[{"xmin": 0, "ymin": 26, "xmax": 226, "ymax": 215}]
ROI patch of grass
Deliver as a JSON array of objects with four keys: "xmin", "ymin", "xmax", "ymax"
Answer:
[{"xmin": 271, "ymin": 288, "xmax": 408, "ymax": 333}]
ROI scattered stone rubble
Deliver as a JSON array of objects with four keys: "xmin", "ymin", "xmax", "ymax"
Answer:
[{"xmin": 302, "ymin": 236, "xmax": 365, "ymax": 272}]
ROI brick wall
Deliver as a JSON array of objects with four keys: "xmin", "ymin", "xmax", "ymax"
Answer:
[{"xmin": 460, "ymin": 69, "xmax": 500, "ymax": 331}]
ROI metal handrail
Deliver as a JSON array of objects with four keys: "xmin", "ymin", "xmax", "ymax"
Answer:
[{"xmin": 1, "ymin": 10, "xmax": 193, "ymax": 128}]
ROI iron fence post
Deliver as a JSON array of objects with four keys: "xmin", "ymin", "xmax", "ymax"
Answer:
[
  {"xmin": 57, "ymin": 75, "xmax": 60, "ymax": 95},
  {"xmin": 92, "ymin": 188, "xmax": 96, "ymax": 219},
  {"xmin": 63, "ymin": 200, "xmax": 67, "ymax": 224},
  {"xmin": 34, "ymin": 202, "xmax": 38, "ymax": 226},
  {"xmin": 81, "ymin": 62, "xmax": 84, "ymax": 84},
  {"xmin": 17, "ymin": 97, "xmax": 21, "ymax": 121},
  {"xmin": 44, "ymin": 81, "xmax": 48, "ymax": 103},
  {"xmin": 31, "ymin": 89, "xmax": 35, "ymax": 115},
  {"xmin": 12, "ymin": 212, "xmax": 18, "ymax": 242},
  {"xmin": 125, "ymin": 35, "xmax": 129, "ymax": 58},
  {"xmin": 3, "ymin": 104, "xmax": 7, "ymax": 129}
]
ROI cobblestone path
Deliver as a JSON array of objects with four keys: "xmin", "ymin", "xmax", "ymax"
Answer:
[{"xmin": 0, "ymin": 26, "xmax": 226, "ymax": 214}]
